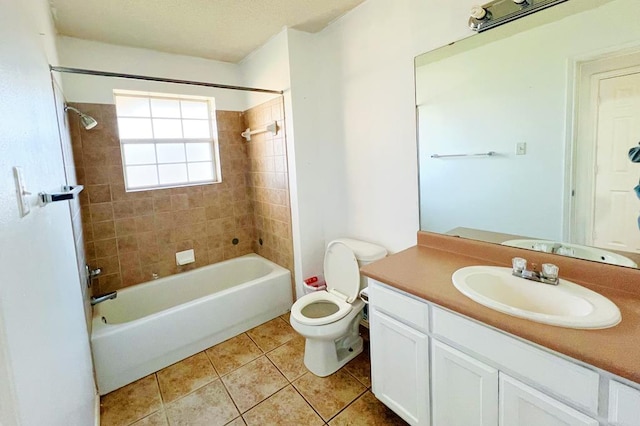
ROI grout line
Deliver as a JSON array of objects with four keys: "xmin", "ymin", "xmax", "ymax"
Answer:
[
  {"xmin": 217, "ymin": 377, "xmax": 243, "ymax": 420},
  {"xmin": 325, "ymin": 387, "xmax": 368, "ymax": 424},
  {"xmin": 290, "ymin": 381, "xmax": 327, "ymax": 423}
]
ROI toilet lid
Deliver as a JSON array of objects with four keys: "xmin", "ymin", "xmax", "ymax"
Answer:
[{"xmin": 324, "ymin": 241, "xmax": 360, "ymax": 303}]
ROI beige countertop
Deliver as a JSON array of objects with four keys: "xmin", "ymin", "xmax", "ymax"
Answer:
[{"xmin": 360, "ymin": 232, "xmax": 640, "ymax": 384}]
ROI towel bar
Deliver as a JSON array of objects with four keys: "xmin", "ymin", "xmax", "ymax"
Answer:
[{"xmin": 430, "ymin": 151, "xmax": 497, "ymax": 159}]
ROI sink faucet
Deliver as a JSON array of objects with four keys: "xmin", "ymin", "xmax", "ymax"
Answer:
[
  {"xmin": 91, "ymin": 291, "xmax": 117, "ymax": 306},
  {"xmin": 512, "ymin": 257, "xmax": 559, "ymax": 286}
]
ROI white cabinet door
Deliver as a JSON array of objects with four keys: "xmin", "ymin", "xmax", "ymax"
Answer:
[
  {"xmin": 432, "ymin": 340, "xmax": 498, "ymax": 426},
  {"xmin": 609, "ymin": 380, "xmax": 640, "ymax": 426},
  {"xmin": 370, "ymin": 308, "xmax": 430, "ymax": 426},
  {"xmin": 500, "ymin": 374, "xmax": 598, "ymax": 426}
]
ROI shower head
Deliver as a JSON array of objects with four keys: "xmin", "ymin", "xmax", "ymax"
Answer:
[{"xmin": 64, "ymin": 105, "xmax": 98, "ymax": 130}]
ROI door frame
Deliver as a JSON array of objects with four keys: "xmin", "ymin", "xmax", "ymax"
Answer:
[{"xmin": 567, "ymin": 48, "xmax": 640, "ymax": 245}]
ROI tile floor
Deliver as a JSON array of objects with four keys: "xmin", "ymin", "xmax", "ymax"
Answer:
[{"xmin": 100, "ymin": 313, "xmax": 407, "ymax": 426}]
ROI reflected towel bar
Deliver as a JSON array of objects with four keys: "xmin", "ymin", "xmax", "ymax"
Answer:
[{"xmin": 430, "ymin": 151, "xmax": 497, "ymax": 159}]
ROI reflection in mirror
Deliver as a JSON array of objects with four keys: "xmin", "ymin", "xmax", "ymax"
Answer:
[{"xmin": 416, "ymin": 0, "xmax": 640, "ymax": 268}]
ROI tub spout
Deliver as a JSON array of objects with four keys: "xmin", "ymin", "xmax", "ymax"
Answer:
[{"xmin": 91, "ymin": 291, "xmax": 117, "ymax": 306}]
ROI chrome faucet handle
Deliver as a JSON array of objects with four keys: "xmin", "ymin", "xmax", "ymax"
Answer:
[
  {"xmin": 512, "ymin": 257, "xmax": 527, "ymax": 273},
  {"xmin": 541, "ymin": 263, "xmax": 559, "ymax": 281}
]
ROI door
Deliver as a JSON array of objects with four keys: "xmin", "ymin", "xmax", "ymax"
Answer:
[
  {"xmin": 431, "ymin": 340, "xmax": 498, "ymax": 426},
  {"xmin": 370, "ymin": 308, "xmax": 430, "ymax": 426},
  {"xmin": 592, "ymin": 71, "xmax": 640, "ymax": 254},
  {"xmin": 499, "ymin": 374, "xmax": 598, "ymax": 426}
]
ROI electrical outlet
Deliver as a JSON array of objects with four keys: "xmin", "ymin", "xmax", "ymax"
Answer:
[{"xmin": 516, "ymin": 142, "xmax": 527, "ymax": 155}]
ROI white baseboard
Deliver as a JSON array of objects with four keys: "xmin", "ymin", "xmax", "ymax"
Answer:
[{"xmin": 94, "ymin": 392, "xmax": 100, "ymax": 426}]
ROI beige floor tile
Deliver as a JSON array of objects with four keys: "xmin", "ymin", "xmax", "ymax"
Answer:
[
  {"xmin": 247, "ymin": 317, "xmax": 297, "ymax": 352},
  {"xmin": 101, "ymin": 375, "xmax": 163, "ymax": 426},
  {"xmin": 225, "ymin": 417, "xmax": 246, "ymax": 425},
  {"xmin": 344, "ymin": 346, "xmax": 371, "ymax": 388},
  {"xmin": 165, "ymin": 379, "xmax": 239, "ymax": 426},
  {"xmin": 243, "ymin": 385, "xmax": 323, "ymax": 426},
  {"xmin": 293, "ymin": 370, "xmax": 366, "ymax": 421},
  {"xmin": 279, "ymin": 311, "xmax": 291, "ymax": 323},
  {"xmin": 131, "ymin": 410, "xmax": 169, "ymax": 426},
  {"xmin": 266, "ymin": 334, "xmax": 308, "ymax": 381},
  {"xmin": 157, "ymin": 352, "xmax": 218, "ymax": 403},
  {"xmin": 206, "ymin": 333, "xmax": 263, "ymax": 376},
  {"xmin": 221, "ymin": 356, "xmax": 288, "ymax": 413},
  {"xmin": 329, "ymin": 391, "xmax": 407, "ymax": 425}
]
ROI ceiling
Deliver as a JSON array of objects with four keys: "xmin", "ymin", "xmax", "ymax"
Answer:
[{"xmin": 49, "ymin": 0, "xmax": 365, "ymax": 63}]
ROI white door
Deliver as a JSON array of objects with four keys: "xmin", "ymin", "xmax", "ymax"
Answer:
[
  {"xmin": 499, "ymin": 374, "xmax": 598, "ymax": 426},
  {"xmin": 431, "ymin": 340, "xmax": 498, "ymax": 426},
  {"xmin": 370, "ymin": 309, "xmax": 430, "ymax": 426},
  {"xmin": 592, "ymin": 71, "xmax": 640, "ymax": 253}
]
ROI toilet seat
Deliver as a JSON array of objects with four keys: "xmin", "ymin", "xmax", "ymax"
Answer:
[
  {"xmin": 291, "ymin": 241, "xmax": 363, "ymax": 326},
  {"xmin": 291, "ymin": 291, "xmax": 353, "ymax": 326}
]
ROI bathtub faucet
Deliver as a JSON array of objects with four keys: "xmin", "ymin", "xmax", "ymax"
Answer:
[{"xmin": 91, "ymin": 291, "xmax": 117, "ymax": 306}]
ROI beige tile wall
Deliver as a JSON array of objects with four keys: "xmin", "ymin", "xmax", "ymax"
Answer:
[
  {"xmin": 244, "ymin": 98, "xmax": 294, "ymax": 275},
  {"xmin": 70, "ymin": 103, "xmax": 258, "ymax": 294}
]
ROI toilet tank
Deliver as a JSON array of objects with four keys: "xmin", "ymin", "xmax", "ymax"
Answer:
[{"xmin": 331, "ymin": 238, "xmax": 387, "ymax": 290}]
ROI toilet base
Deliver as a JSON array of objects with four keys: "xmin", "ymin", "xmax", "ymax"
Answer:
[{"xmin": 303, "ymin": 335, "xmax": 363, "ymax": 377}]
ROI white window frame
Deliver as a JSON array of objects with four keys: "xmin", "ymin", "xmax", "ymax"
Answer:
[{"xmin": 114, "ymin": 90, "xmax": 222, "ymax": 192}]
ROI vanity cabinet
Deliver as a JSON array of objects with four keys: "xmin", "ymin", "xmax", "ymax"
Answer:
[
  {"xmin": 608, "ymin": 380, "xmax": 640, "ymax": 426},
  {"xmin": 366, "ymin": 279, "xmax": 639, "ymax": 426},
  {"xmin": 500, "ymin": 374, "xmax": 598, "ymax": 426},
  {"xmin": 431, "ymin": 340, "xmax": 498, "ymax": 426},
  {"xmin": 369, "ymin": 283, "xmax": 430, "ymax": 426}
]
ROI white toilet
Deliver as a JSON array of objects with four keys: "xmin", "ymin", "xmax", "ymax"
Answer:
[{"xmin": 290, "ymin": 238, "xmax": 387, "ymax": 377}]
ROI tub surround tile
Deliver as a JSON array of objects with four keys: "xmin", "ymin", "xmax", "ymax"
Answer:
[
  {"xmin": 100, "ymin": 374, "xmax": 163, "ymax": 426},
  {"xmin": 292, "ymin": 370, "xmax": 366, "ymax": 421},
  {"xmin": 157, "ymin": 352, "xmax": 218, "ymax": 404},
  {"xmin": 221, "ymin": 356, "xmax": 288, "ymax": 413},
  {"xmin": 72, "ymin": 103, "xmax": 280, "ymax": 294},
  {"xmin": 266, "ymin": 334, "xmax": 308, "ymax": 381},
  {"xmin": 205, "ymin": 333, "xmax": 263, "ymax": 376},
  {"xmin": 130, "ymin": 410, "xmax": 169, "ymax": 426},
  {"xmin": 247, "ymin": 317, "xmax": 297, "ymax": 352},
  {"xmin": 328, "ymin": 391, "xmax": 406, "ymax": 426},
  {"xmin": 165, "ymin": 379, "xmax": 239, "ymax": 426},
  {"xmin": 242, "ymin": 385, "xmax": 323, "ymax": 426},
  {"xmin": 343, "ymin": 346, "xmax": 372, "ymax": 388}
]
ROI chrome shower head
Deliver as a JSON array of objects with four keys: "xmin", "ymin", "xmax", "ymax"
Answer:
[{"xmin": 64, "ymin": 105, "xmax": 98, "ymax": 130}]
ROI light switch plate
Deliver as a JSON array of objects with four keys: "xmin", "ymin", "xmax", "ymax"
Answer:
[
  {"xmin": 13, "ymin": 167, "xmax": 31, "ymax": 217},
  {"xmin": 516, "ymin": 142, "xmax": 527, "ymax": 155}
]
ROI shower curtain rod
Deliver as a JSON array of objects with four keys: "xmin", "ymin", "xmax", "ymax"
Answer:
[{"xmin": 49, "ymin": 66, "xmax": 284, "ymax": 95}]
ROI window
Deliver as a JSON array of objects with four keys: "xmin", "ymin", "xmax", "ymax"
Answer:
[{"xmin": 114, "ymin": 91, "xmax": 221, "ymax": 191}]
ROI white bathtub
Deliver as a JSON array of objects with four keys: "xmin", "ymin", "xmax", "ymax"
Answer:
[{"xmin": 91, "ymin": 254, "xmax": 292, "ymax": 395}]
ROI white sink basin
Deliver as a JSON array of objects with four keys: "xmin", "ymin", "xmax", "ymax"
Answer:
[
  {"xmin": 452, "ymin": 266, "xmax": 621, "ymax": 329},
  {"xmin": 501, "ymin": 239, "xmax": 637, "ymax": 268}
]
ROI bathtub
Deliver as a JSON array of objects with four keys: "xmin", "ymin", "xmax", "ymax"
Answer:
[{"xmin": 91, "ymin": 253, "xmax": 292, "ymax": 395}]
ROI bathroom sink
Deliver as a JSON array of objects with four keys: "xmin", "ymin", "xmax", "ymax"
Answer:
[
  {"xmin": 452, "ymin": 266, "xmax": 621, "ymax": 329},
  {"xmin": 501, "ymin": 239, "xmax": 637, "ymax": 268}
]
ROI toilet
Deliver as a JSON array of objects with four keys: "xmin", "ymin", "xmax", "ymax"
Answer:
[{"xmin": 290, "ymin": 238, "xmax": 387, "ymax": 377}]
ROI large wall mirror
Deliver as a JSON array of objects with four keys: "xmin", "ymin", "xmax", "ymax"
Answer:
[{"xmin": 416, "ymin": 0, "xmax": 640, "ymax": 268}]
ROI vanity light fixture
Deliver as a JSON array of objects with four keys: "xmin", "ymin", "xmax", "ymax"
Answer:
[{"xmin": 469, "ymin": 0, "xmax": 568, "ymax": 32}]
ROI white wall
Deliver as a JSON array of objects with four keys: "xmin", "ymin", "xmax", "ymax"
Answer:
[
  {"xmin": 0, "ymin": 1, "xmax": 96, "ymax": 425},
  {"xmin": 57, "ymin": 36, "xmax": 247, "ymax": 110},
  {"xmin": 312, "ymin": 0, "xmax": 477, "ymax": 255}
]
